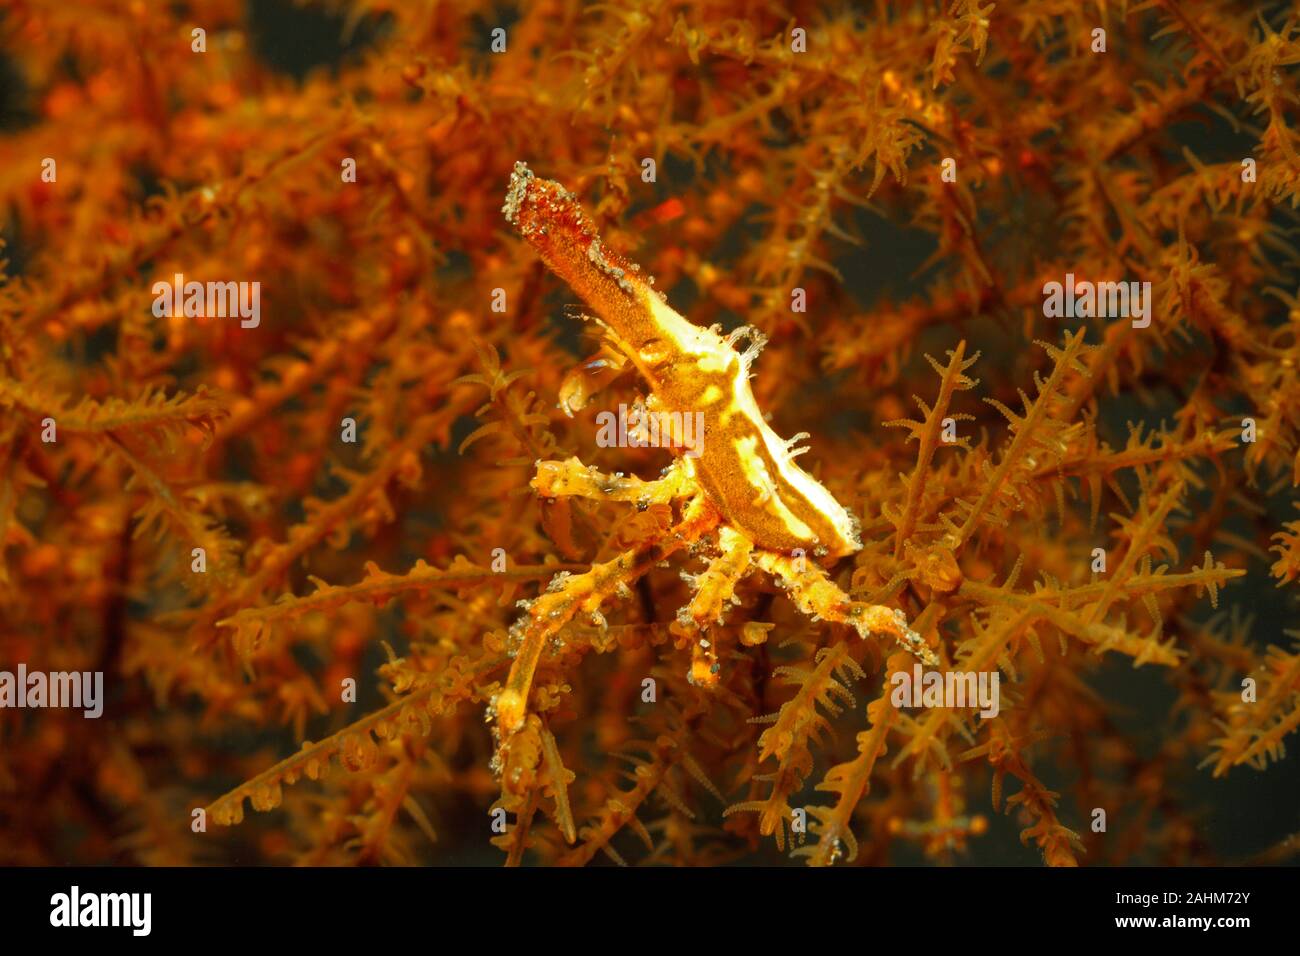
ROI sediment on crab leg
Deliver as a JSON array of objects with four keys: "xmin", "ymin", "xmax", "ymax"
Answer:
[
  {"xmin": 673, "ymin": 525, "xmax": 755, "ymax": 687},
  {"xmin": 753, "ymin": 550, "xmax": 938, "ymax": 665},
  {"xmin": 495, "ymin": 495, "xmax": 721, "ymax": 737},
  {"xmin": 531, "ymin": 456, "xmax": 693, "ymax": 506}
]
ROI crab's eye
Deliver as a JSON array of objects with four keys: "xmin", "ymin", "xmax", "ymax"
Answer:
[{"xmin": 638, "ymin": 338, "xmax": 673, "ymax": 371}]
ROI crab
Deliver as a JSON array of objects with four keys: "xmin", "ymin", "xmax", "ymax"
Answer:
[{"xmin": 492, "ymin": 162, "xmax": 936, "ymax": 742}]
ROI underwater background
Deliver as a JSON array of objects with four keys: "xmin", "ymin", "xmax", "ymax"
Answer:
[{"xmin": 1, "ymin": 0, "xmax": 1298, "ymax": 866}]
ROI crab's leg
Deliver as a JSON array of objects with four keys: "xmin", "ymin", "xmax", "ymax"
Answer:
[
  {"xmin": 753, "ymin": 550, "xmax": 938, "ymax": 665},
  {"xmin": 673, "ymin": 525, "xmax": 755, "ymax": 687},
  {"xmin": 557, "ymin": 341, "xmax": 629, "ymax": 417},
  {"xmin": 496, "ymin": 495, "xmax": 720, "ymax": 738},
  {"xmin": 532, "ymin": 456, "xmax": 693, "ymax": 506}
]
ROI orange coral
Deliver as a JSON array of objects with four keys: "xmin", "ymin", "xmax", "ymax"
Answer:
[{"xmin": 0, "ymin": 0, "xmax": 1297, "ymax": 869}]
